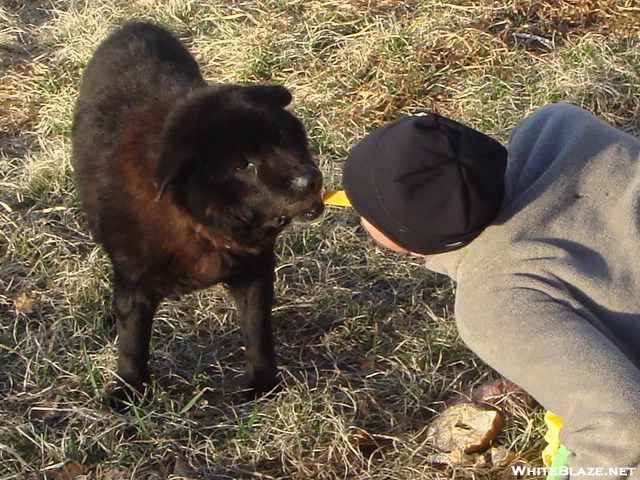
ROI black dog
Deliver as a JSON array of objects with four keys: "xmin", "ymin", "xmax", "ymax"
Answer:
[{"xmin": 72, "ymin": 21, "xmax": 323, "ymax": 406}]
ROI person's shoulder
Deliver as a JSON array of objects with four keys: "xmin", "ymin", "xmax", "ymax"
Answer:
[
  {"xmin": 524, "ymin": 103, "xmax": 586, "ymax": 121},
  {"xmin": 509, "ymin": 103, "xmax": 595, "ymax": 144}
]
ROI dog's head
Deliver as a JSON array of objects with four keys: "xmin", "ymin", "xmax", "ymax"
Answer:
[{"xmin": 155, "ymin": 85, "xmax": 324, "ymax": 248}]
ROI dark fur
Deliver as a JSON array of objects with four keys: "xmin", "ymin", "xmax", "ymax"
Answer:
[{"xmin": 72, "ymin": 21, "xmax": 323, "ymax": 406}]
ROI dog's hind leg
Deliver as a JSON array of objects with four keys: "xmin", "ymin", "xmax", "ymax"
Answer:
[
  {"xmin": 109, "ymin": 270, "xmax": 160, "ymax": 409},
  {"xmin": 227, "ymin": 254, "xmax": 279, "ymax": 397}
]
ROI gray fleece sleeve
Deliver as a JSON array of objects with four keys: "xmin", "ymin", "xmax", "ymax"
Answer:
[{"xmin": 455, "ymin": 281, "xmax": 640, "ymax": 479}]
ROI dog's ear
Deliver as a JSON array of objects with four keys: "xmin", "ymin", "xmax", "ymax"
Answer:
[
  {"xmin": 155, "ymin": 111, "xmax": 199, "ymax": 200},
  {"xmin": 244, "ymin": 85, "xmax": 292, "ymax": 108},
  {"xmin": 154, "ymin": 143, "xmax": 195, "ymax": 200},
  {"xmin": 155, "ymin": 88, "xmax": 222, "ymax": 199}
]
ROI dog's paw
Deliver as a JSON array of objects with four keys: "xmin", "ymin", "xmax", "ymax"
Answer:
[
  {"xmin": 107, "ymin": 382, "xmax": 148, "ymax": 413},
  {"xmin": 245, "ymin": 368, "xmax": 280, "ymax": 399}
]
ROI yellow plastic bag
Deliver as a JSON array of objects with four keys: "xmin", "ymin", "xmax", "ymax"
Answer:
[{"xmin": 542, "ymin": 411, "xmax": 563, "ymax": 467}]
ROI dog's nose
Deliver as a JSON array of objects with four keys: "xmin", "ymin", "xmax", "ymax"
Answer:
[{"xmin": 291, "ymin": 165, "xmax": 322, "ymax": 194}]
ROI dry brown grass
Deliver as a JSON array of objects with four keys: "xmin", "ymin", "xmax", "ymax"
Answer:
[{"xmin": 1, "ymin": 1, "xmax": 639, "ymax": 479}]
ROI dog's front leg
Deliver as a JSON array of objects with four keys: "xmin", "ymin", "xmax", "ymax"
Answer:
[
  {"xmin": 110, "ymin": 271, "xmax": 160, "ymax": 409},
  {"xmin": 227, "ymin": 254, "xmax": 278, "ymax": 397}
]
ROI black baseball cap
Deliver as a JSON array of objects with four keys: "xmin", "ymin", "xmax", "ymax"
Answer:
[{"xmin": 343, "ymin": 113, "xmax": 507, "ymax": 255}]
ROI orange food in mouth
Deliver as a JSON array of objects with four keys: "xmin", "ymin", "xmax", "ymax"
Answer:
[{"xmin": 322, "ymin": 190, "xmax": 351, "ymax": 207}]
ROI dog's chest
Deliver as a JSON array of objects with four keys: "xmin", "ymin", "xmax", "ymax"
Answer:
[
  {"xmin": 169, "ymin": 236, "xmax": 258, "ymax": 294},
  {"xmin": 170, "ymin": 263, "xmax": 218, "ymax": 294},
  {"xmin": 166, "ymin": 240, "xmax": 224, "ymax": 290}
]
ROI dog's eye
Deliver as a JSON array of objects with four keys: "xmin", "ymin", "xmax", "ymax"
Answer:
[{"xmin": 235, "ymin": 158, "xmax": 254, "ymax": 171}]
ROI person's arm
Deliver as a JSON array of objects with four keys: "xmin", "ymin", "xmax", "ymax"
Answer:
[{"xmin": 455, "ymin": 282, "xmax": 640, "ymax": 477}]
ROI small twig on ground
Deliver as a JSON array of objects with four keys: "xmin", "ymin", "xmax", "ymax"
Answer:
[{"xmin": 513, "ymin": 32, "xmax": 554, "ymax": 50}]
